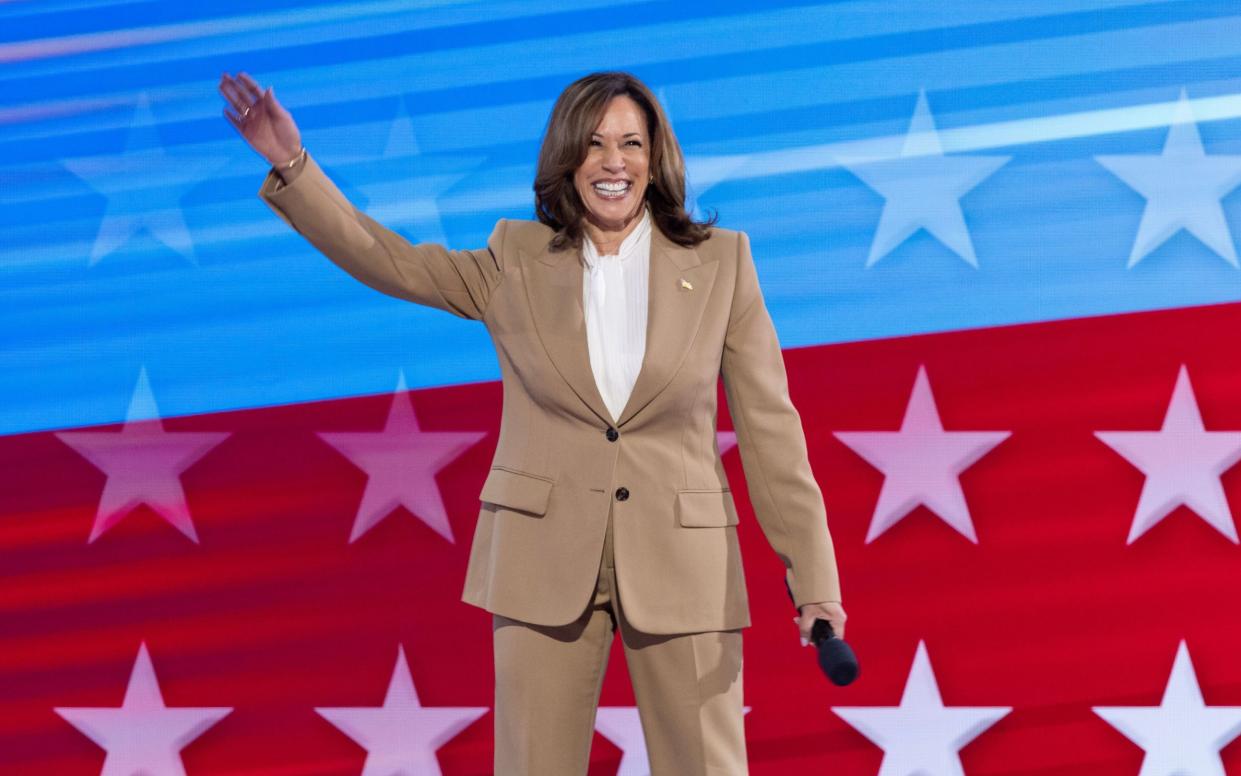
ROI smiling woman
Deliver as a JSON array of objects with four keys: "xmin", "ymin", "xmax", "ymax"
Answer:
[
  {"xmin": 573, "ymin": 94, "xmax": 650, "ymax": 254},
  {"xmin": 533, "ymin": 71, "xmax": 717, "ymax": 255},
  {"xmin": 220, "ymin": 67, "xmax": 845, "ymax": 776}
]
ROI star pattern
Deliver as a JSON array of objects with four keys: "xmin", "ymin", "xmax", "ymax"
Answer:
[
  {"xmin": 318, "ymin": 371, "xmax": 487, "ymax": 543},
  {"xmin": 316, "ymin": 645, "xmax": 488, "ymax": 776},
  {"xmin": 55, "ymin": 643, "xmax": 232, "ymax": 776},
  {"xmin": 835, "ymin": 365, "xmax": 1009, "ymax": 543},
  {"xmin": 833, "ymin": 641, "xmax": 1010, "ymax": 776},
  {"xmin": 353, "ymin": 99, "xmax": 486, "ymax": 246},
  {"xmin": 61, "ymin": 92, "xmax": 230, "ymax": 266},
  {"xmin": 1094, "ymin": 641, "xmax": 1241, "ymax": 776},
  {"xmin": 17, "ymin": 34, "xmax": 1241, "ymax": 776},
  {"xmin": 55, "ymin": 367, "xmax": 230, "ymax": 543},
  {"xmin": 1095, "ymin": 365, "xmax": 1241, "ymax": 543},
  {"xmin": 1096, "ymin": 89, "xmax": 1241, "ymax": 268},
  {"xmin": 683, "ymin": 153, "xmax": 749, "ymax": 221},
  {"xmin": 837, "ymin": 89, "xmax": 1010, "ymax": 268}
]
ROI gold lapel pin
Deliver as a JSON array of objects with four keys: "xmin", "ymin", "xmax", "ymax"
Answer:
[{"xmin": 679, "ymin": 278, "xmax": 693, "ymax": 291}]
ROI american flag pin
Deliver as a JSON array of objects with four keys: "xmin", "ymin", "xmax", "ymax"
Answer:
[{"xmin": 679, "ymin": 278, "xmax": 693, "ymax": 291}]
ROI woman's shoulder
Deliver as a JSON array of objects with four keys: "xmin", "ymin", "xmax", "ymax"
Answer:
[
  {"xmin": 490, "ymin": 218, "xmax": 556, "ymax": 256},
  {"xmin": 702, "ymin": 224, "xmax": 742, "ymax": 242},
  {"xmin": 695, "ymin": 224, "xmax": 746, "ymax": 262}
]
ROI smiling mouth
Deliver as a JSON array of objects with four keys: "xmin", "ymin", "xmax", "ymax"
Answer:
[{"xmin": 592, "ymin": 181, "xmax": 631, "ymax": 200}]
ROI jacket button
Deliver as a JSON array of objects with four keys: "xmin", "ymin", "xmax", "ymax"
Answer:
[
  {"xmin": 605, "ymin": 427, "xmax": 619, "ymax": 442},
  {"xmin": 615, "ymin": 487, "xmax": 629, "ymax": 501}
]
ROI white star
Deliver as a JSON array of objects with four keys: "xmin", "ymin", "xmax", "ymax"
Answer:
[
  {"xmin": 55, "ymin": 642, "xmax": 232, "ymax": 776},
  {"xmin": 833, "ymin": 641, "xmax": 1010, "ymax": 776},
  {"xmin": 1094, "ymin": 641, "xmax": 1241, "ymax": 776},
  {"xmin": 55, "ymin": 367, "xmax": 230, "ymax": 543},
  {"xmin": 838, "ymin": 89, "xmax": 1009, "ymax": 268},
  {"xmin": 683, "ymin": 153, "xmax": 749, "ymax": 221},
  {"xmin": 1096, "ymin": 89, "xmax": 1241, "ymax": 268},
  {"xmin": 61, "ymin": 92, "xmax": 229, "ymax": 266},
  {"xmin": 835, "ymin": 366, "xmax": 1009, "ymax": 543},
  {"xmin": 316, "ymin": 645, "xmax": 488, "ymax": 776},
  {"xmin": 594, "ymin": 707, "xmax": 650, "ymax": 776},
  {"xmin": 594, "ymin": 705, "xmax": 750, "ymax": 776},
  {"xmin": 353, "ymin": 100, "xmax": 485, "ymax": 245},
  {"xmin": 1095, "ymin": 365, "xmax": 1241, "ymax": 543},
  {"xmin": 318, "ymin": 371, "xmax": 486, "ymax": 543}
]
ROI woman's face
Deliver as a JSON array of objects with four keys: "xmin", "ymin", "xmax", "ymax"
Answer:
[{"xmin": 573, "ymin": 94, "xmax": 651, "ymax": 233}]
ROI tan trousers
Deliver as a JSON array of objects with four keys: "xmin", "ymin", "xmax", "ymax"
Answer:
[{"xmin": 492, "ymin": 501, "xmax": 748, "ymax": 775}]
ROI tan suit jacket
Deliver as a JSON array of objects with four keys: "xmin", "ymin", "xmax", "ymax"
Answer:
[{"xmin": 258, "ymin": 151, "xmax": 841, "ymax": 635}]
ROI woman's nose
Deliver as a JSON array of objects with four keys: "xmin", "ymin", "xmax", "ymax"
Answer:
[{"xmin": 602, "ymin": 145, "xmax": 624, "ymax": 169}]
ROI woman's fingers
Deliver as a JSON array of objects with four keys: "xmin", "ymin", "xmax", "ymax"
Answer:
[
  {"xmin": 263, "ymin": 86, "xmax": 288, "ymax": 118},
  {"xmin": 223, "ymin": 107, "xmax": 244, "ymax": 132},
  {"xmin": 218, "ymin": 76, "xmax": 251, "ymax": 116},
  {"xmin": 236, "ymin": 71, "xmax": 264, "ymax": 101}
]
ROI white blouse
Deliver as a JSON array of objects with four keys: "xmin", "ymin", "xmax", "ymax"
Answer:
[{"xmin": 581, "ymin": 206, "xmax": 652, "ymax": 424}]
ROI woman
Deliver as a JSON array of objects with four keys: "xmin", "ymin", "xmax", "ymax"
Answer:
[{"xmin": 219, "ymin": 70, "xmax": 846, "ymax": 775}]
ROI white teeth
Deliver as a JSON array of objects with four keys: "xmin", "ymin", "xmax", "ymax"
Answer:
[{"xmin": 593, "ymin": 181, "xmax": 629, "ymax": 199}]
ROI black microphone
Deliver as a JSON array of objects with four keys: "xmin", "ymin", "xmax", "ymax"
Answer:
[{"xmin": 785, "ymin": 580, "xmax": 859, "ymax": 686}]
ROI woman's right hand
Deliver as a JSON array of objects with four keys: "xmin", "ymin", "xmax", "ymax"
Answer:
[{"xmin": 219, "ymin": 71, "xmax": 302, "ymax": 168}]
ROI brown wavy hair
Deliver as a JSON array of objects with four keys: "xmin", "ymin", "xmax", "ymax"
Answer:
[{"xmin": 534, "ymin": 71, "xmax": 718, "ymax": 252}]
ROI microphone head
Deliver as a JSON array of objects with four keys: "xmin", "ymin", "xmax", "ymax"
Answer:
[
  {"xmin": 810, "ymin": 618, "xmax": 859, "ymax": 686},
  {"xmin": 818, "ymin": 639, "xmax": 859, "ymax": 686}
]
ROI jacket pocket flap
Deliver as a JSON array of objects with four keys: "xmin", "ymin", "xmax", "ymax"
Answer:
[
  {"xmin": 676, "ymin": 489, "xmax": 739, "ymax": 527},
  {"xmin": 480, "ymin": 467, "xmax": 554, "ymax": 515}
]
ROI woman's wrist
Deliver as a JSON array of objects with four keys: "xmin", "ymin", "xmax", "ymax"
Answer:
[
  {"xmin": 272, "ymin": 145, "xmax": 306, "ymax": 184},
  {"xmin": 273, "ymin": 145, "xmax": 305, "ymax": 170}
]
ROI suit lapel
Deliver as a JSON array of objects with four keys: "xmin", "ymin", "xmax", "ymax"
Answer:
[
  {"xmin": 523, "ymin": 239, "xmax": 612, "ymax": 425},
  {"xmin": 615, "ymin": 228, "xmax": 716, "ymax": 426},
  {"xmin": 523, "ymin": 224, "xmax": 718, "ymax": 428}
]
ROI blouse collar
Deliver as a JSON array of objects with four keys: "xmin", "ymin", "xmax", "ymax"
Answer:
[{"xmin": 582, "ymin": 206, "xmax": 652, "ymax": 270}]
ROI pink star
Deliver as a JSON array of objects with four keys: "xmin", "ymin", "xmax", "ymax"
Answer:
[
  {"xmin": 318, "ymin": 371, "xmax": 487, "ymax": 543},
  {"xmin": 833, "ymin": 641, "xmax": 1010, "ymax": 772},
  {"xmin": 55, "ymin": 643, "xmax": 232, "ymax": 776},
  {"xmin": 836, "ymin": 366, "xmax": 1009, "ymax": 543},
  {"xmin": 1096, "ymin": 365, "xmax": 1241, "ymax": 543},
  {"xmin": 55, "ymin": 367, "xmax": 229, "ymax": 543},
  {"xmin": 316, "ymin": 645, "xmax": 488, "ymax": 775}
]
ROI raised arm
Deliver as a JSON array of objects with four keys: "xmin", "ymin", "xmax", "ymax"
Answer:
[
  {"xmin": 720, "ymin": 231, "xmax": 842, "ymax": 612},
  {"xmin": 220, "ymin": 71, "xmax": 504, "ymax": 320}
]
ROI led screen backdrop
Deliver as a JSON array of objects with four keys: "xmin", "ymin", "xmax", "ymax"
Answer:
[{"xmin": 4, "ymin": 1, "xmax": 1241, "ymax": 774}]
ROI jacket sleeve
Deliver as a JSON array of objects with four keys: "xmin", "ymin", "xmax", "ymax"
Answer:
[
  {"xmin": 258, "ymin": 149, "xmax": 505, "ymax": 321},
  {"xmin": 720, "ymin": 230, "xmax": 842, "ymax": 608}
]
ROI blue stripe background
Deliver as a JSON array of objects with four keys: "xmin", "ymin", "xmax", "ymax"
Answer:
[{"xmin": 2, "ymin": 0, "xmax": 1240, "ymax": 435}]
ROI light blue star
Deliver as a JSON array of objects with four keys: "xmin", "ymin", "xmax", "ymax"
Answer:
[
  {"xmin": 1096, "ymin": 89, "xmax": 1241, "ymax": 268},
  {"xmin": 683, "ymin": 152, "xmax": 749, "ymax": 221},
  {"xmin": 61, "ymin": 92, "xmax": 229, "ymax": 266},
  {"xmin": 353, "ymin": 99, "xmax": 485, "ymax": 246},
  {"xmin": 838, "ymin": 90, "xmax": 1010, "ymax": 268}
]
